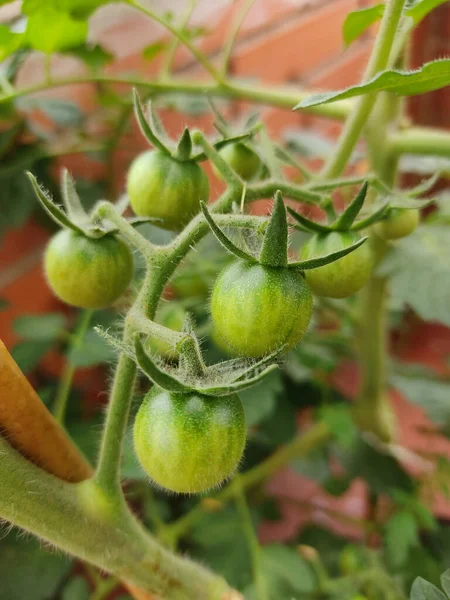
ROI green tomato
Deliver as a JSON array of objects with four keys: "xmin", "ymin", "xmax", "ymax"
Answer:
[
  {"xmin": 134, "ymin": 387, "xmax": 246, "ymax": 493},
  {"xmin": 211, "ymin": 260, "xmax": 313, "ymax": 358},
  {"xmin": 215, "ymin": 143, "xmax": 261, "ymax": 181},
  {"xmin": 127, "ymin": 150, "xmax": 209, "ymax": 230},
  {"xmin": 374, "ymin": 208, "xmax": 420, "ymax": 240},
  {"xmin": 44, "ymin": 229, "xmax": 133, "ymax": 309},
  {"xmin": 145, "ymin": 304, "xmax": 186, "ymax": 361},
  {"xmin": 301, "ymin": 232, "xmax": 373, "ymax": 299}
]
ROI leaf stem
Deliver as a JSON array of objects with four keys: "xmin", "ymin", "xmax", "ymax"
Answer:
[
  {"xmin": 53, "ymin": 309, "xmax": 94, "ymax": 425},
  {"xmin": 220, "ymin": 0, "xmax": 255, "ymax": 78},
  {"xmin": 234, "ymin": 484, "xmax": 269, "ymax": 600},
  {"xmin": 159, "ymin": 0, "xmax": 199, "ymax": 78},
  {"xmin": 321, "ymin": 0, "xmax": 407, "ymax": 178}
]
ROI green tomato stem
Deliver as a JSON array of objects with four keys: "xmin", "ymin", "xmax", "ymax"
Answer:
[
  {"xmin": 53, "ymin": 308, "xmax": 94, "ymax": 425},
  {"xmin": 193, "ymin": 131, "xmax": 243, "ymax": 188},
  {"xmin": 0, "ymin": 435, "xmax": 233, "ymax": 599},
  {"xmin": 234, "ymin": 484, "xmax": 269, "ymax": 600},
  {"xmin": 321, "ymin": 0, "xmax": 407, "ymax": 179},
  {"xmin": 387, "ymin": 125, "xmax": 450, "ymax": 158},
  {"xmin": 159, "ymin": 0, "xmax": 199, "ymax": 79},
  {"xmin": 95, "ymin": 202, "xmax": 154, "ymax": 256}
]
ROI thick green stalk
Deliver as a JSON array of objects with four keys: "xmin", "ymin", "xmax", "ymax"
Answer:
[
  {"xmin": 387, "ymin": 126, "xmax": 450, "ymax": 158},
  {"xmin": 321, "ymin": 0, "xmax": 407, "ymax": 178},
  {"xmin": 0, "ymin": 436, "xmax": 233, "ymax": 600}
]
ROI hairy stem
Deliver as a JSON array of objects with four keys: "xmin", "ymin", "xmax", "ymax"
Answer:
[{"xmin": 321, "ymin": 0, "xmax": 407, "ymax": 178}]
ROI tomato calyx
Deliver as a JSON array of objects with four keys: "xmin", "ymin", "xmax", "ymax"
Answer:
[
  {"xmin": 201, "ymin": 193, "xmax": 368, "ymax": 271},
  {"xmin": 133, "ymin": 89, "xmax": 257, "ymax": 164},
  {"xmin": 27, "ymin": 168, "xmax": 152, "ymax": 239},
  {"xmin": 133, "ymin": 327, "xmax": 284, "ymax": 397}
]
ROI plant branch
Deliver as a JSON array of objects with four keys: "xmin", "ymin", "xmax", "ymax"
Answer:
[
  {"xmin": 321, "ymin": 0, "xmax": 407, "ymax": 178},
  {"xmin": 221, "ymin": 0, "xmax": 256, "ymax": 78},
  {"xmin": 160, "ymin": 0, "xmax": 199, "ymax": 78},
  {"xmin": 53, "ymin": 309, "xmax": 94, "ymax": 425},
  {"xmin": 387, "ymin": 126, "xmax": 450, "ymax": 158},
  {"xmin": 95, "ymin": 202, "xmax": 155, "ymax": 256}
]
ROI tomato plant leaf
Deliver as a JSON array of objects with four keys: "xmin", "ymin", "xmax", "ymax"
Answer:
[
  {"xmin": 25, "ymin": 8, "xmax": 88, "ymax": 54},
  {"xmin": 342, "ymin": 4, "xmax": 385, "ymax": 46},
  {"xmin": 134, "ymin": 335, "xmax": 190, "ymax": 393},
  {"xmin": 295, "ymin": 60, "xmax": 450, "ymax": 109},
  {"xmin": 407, "ymin": 0, "xmax": 450, "ymax": 24},
  {"xmin": 259, "ymin": 192, "xmax": 289, "ymax": 267},
  {"xmin": 333, "ymin": 181, "xmax": 369, "ymax": 230},
  {"xmin": 61, "ymin": 169, "xmax": 90, "ymax": 226},
  {"xmin": 0, "ymin": 25, "xmax": 24, "ymax": 61},
  {"xmin": 61, "ymin": 576, "xmax": 90, "ymax": 600},
  {"xmin": 378, "ymin": 225, "xmax": 450, "ymax": 326},
  {"xmin": 65, "ymin": 44, "xmax": 113, "ymax": 70},
  {"xmin": 410, "ymin": 577, "xmax": 447, "ymax": 600},
  {"xmin": 440, "ymin": 570, "xmax": 450, "ymax": 597},
  {"xmin": 351, "ymin": 200, "xmax": 389, "ymax": 231},
  {"xmin": 133, "ymin": 90, "xmax": 172, "ymax": 155},
  {"xmin": 13, "ymin": 313, "xmax": 67, "ymax": 341},
  {"xmin": 257, "ymin": 544, "xmax": 316, "ymax": 596},
  {"xmin": 200, "ymin": 202, "xmax": 257, "ymax": 263},
  {"xmin": 175, "ymin": 128, "xmax": 193, "ymax": 161},
  {"xmin": 290, "ymin": 235, "xmax": 368, "ymax": 270},
  {"xmin": 287, "ymin": 205, "xmax": 331, "ymax": 233},
  {"xmin": 385, "ymin": 510, "xmax": 419, "ymax": 568},
  {"xmin": 239, "ymin": 371, "xmax": 282, "ymax": 427}
]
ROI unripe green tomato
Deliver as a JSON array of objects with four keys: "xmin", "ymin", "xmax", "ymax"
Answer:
[
  {"xmin": 215, "ymin": 143, "xmax": 261, "ymax": 181},
  {"xmin": 134, "ymin": 387, "xmax": 246, "ymax": 493},
  {"xmin": 374, "ymin": 208, "xmax": 420, "ymax": 240},
  {"xmin": 145, "ymin": 304, "xmax": 185, "ymax": 361},
  {"xmin": 44, "ymin": 229, "xmax": 133, "ymax": 309},
  {"xmin": 127, "ymin": 150, "xmax": 209, "ymax": 230},
  {"xmin": 301, "ymin": 232, "xmax": 373, "ymax": 299},
  {"xmin": 211, "ymin": 260, "xmax": 313, "ymax": 358}
]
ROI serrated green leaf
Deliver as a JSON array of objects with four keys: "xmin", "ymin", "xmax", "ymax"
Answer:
[
  {"xmin": 410, "ymin": 577, "xmax": 447, "ymax": 600},
  {"xmin": 295, "ymin": 60, "xmax": 450, "ymax": 109},
  {"xmin": 0, "ymin": 532, "xmax": 72, "ymax": 600},
  {"xmin": 342, "ymin": 4, "xmax": 385, "ymax": 46},
  {"xmin": 13, "ymin": 313, "xmax": 66, "ymax": 341},
  {"xmin": 385, "ymin": 510, "xmax": 419, "ymax": 568},
  {"xmin": 378, "ymin": 225, "xmax": 450, "ymax": 326},
  {"xmin": 25, "ymin": 8, "xmax": 88, "ymax": 54}
]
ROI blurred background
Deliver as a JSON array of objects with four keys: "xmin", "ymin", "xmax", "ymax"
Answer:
[{"xmin": 1, "ymin": 1, "xmax": 450, "ymax": 599}]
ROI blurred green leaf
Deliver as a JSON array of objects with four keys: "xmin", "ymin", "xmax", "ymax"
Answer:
[
  {"xmin": 295, "ymin": 60, "xmax": 450, "ymax": 109},
  {"xmin": 410, "ymin": 577, "xmax": 447, "ymax": 600},
  {"xmin": 142, "ymin": 41, "xmax": 167, "ymax": 62},
  {"xmin": 20, "ymin": 97, "xmax": 84, "ymax": 127},
  {"xmin": 13, "ymin": 313, "xmax": 67, "ymax": 341},
  {"xmin": 61, "ymin": 576, "xmax": 90, "ymax": 600},
  {"xmin": 319, "ymin": 404, "xmax": 357, "ymax": 448},
  {"xmin": 342, "ymin": 4, "xmax": 384, "ymax": 46},
  {"xmin": 385, "ymin": 510, "xmax": 419, "ymax": 568},
  {"xmin": 0, "ymin": 298, "xmax": 10, "ymax": 310},
  {"xmin": 69, "ymin": 328, "xmax": 115, "ymax": 367},
  {"xmin": 11, "ymin": 340, "xmax": 54, "ymax": 372},
  {"xmin": 0, "ymin": 25, "xmax": 24, "ymax": 61},
  {"xmin": 399, "ymin": 155, "xmax": 450, "ymax": 177},
  {"xmin": 25, "ymin": 8, "xmax": 88, "ymax": 53},
  {"xmin": 65, "ymin": 44, "xmax": 113, "ymax": 70},
  {"xmin": 407, "ymin": 0, "xmax": 450, "ymax": 24},
  {"xmin": 240, "ymin": 371, "xmax": 282, "ymax": 428},
  {"xmin": 379, "ymin": 225, "xmax": 450, "ymax": 326},
  {"xmin": 440, "ymin": 570, "xmax": 450, "ymax": 597},
  {"xmin": 0, "ymin": 531, "xmax": 72, "ymax": 600}
]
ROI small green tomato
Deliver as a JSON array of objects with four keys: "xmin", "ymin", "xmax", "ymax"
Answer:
[
  {"xmin": 133, "ymin": 387, "xmax": 246, "ymax": 493},
  {"xmin": 374, "ymin": 208, "xmax": 420, "ymax": 240},
  {"xmin": 211, "ymin": 260, "xmax": 313, "ymax": 358},
  {"xmin": 44, "ymin": 229, "xmax": 133, "ymax": 309},
  {"xmin": 215, "ymin": 143, "xmax": 261, "ymax": 181},
  {"xmin": 127, "ymin": 150, "xmax": 209, "ymax": 230},
  {"xmin": 301, "ymin": 232, "xmax": 373, "ymax": 299}
]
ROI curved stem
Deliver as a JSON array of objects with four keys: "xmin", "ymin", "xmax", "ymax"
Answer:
[
  {"xmin": 159, "ymin": 0, "xmax": 199, "ymax": 78},
  {"xmin": 128, "ymin": 0, "xmax": 222, "ymax": 82},
  {"xmin": 321, "ymin": 0, "xmax": 407, "ymax": 178},
  {"xmin": 53, "ymin": 309, "xmax": 93, "ymax": 424},
  {"xmin": 387, "ymin": 126, "xmax": 450, "ymax": 158},
  {"xmin": 235, "ymin": 484, "xmax": 269, "ymax": 600},
  {"xmin": 220, "ymin": 0, "xmax": 255, "ymax": 78}
]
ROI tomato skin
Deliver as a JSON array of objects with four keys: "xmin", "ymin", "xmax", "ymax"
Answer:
[
  {"xmin": 374, "ymin": 208, "xmax": 419, "ymax": 240},
  {"xmin": 301, "ymin": 232, "xmax": 373, "ymax": 299},
  {"xmin": 127, "ymin": 150, "xmax": 209, "ymax": 230},
  {"xmin": 133, "ymin": 387, "xmax": 246, "ymax": 493},
  {"xmin": 44, "ymin": 229, "xmax": 133, "ymax": 309},
  {"xmin": 211, "ymin": 260, "xmax": 313, "ymax": 358},
  {"xmin": 215, "ymin": 143, "xmax": 261, "ymax": 181}
]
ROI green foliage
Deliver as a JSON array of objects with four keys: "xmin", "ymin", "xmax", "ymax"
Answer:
[
  {"xmin": 343, "ymin": 4, "xmax": 385, "ymax": 46},
  {"xmin": 61, "ymin": 577, "xmax": 90, "ymax": 600},
  {"xmin": 296, "ymin": 60, "xmax": 450, "ymax": 108}
]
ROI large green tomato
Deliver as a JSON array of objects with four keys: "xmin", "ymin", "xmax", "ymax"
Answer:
[
  {"xmin": 301, "ymin": 232, "xmax": 373, "ymax": 299},
  {"xmin": 215, "ymin": 143, "xmax": 261, "ymax": 181},
  {"xmin": 133, "ymin": 387, "xmax": 246, "ymax": 493},
  {"xmin": 44, "ymin": 229, "xmax": 133, "ymax": 309},
  {"xmin": 374, "ymin": 208, "xmax": 419, "ymax": 240},
  {"xmin": 127, "ymin": 150, "xmax": 209, "ymax": 230},
  {"xmin": 210, "ymin": 260, "xmax": 313, "ymax": 358}
]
